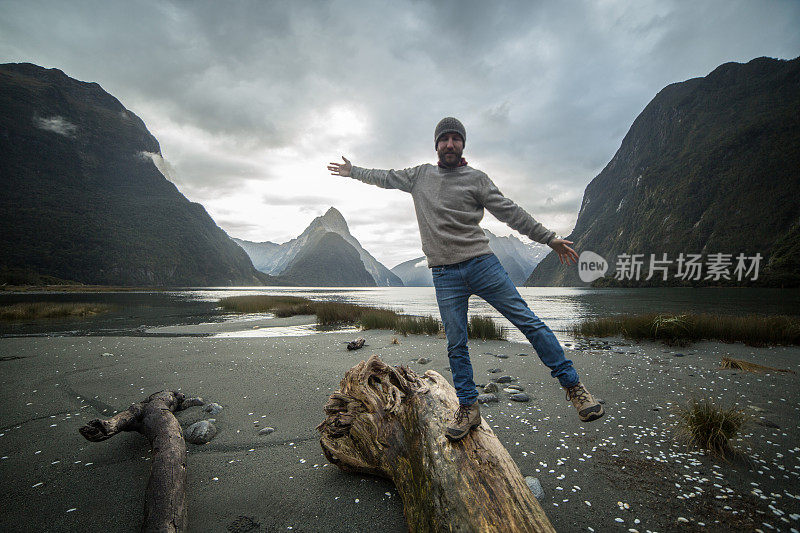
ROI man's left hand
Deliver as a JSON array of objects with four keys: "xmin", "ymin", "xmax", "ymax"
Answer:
[{"xmin": 548, "ymin": 238, "xmax": 579, "ymax": 265}]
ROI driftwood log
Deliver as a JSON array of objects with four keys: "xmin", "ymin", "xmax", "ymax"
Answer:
[
  {"xmin": 79, "ymin": 390, "xmax": 202, "ymax": 533},
  {"xmin": 347, "ymin": 337, "xmax": 366, "ymax": 350},
  {"xmin": 317, "ymin": 355, "xmax": 554, "ymax": 533}
]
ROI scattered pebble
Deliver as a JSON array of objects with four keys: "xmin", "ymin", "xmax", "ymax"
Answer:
[
  {"xmin": 203, "ymin": 403, "xmax": 223, "ymax": 415},
  {"xmin": 184, "ymin": 420, "xmax": 217, "ymax": 444}
]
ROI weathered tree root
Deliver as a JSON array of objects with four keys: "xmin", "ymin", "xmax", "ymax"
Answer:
[
  {"xmin": 79, "ymin": 390, "xmax": 202, "ymax": 533},
  {"xmin": 317, "ymin": 355, "xmax": 554, "ymax": 532}
]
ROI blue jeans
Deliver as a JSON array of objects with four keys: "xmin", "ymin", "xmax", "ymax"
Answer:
[{"xmin": 432, "ymin": 253, "xmax": 580, "ymax": 405}]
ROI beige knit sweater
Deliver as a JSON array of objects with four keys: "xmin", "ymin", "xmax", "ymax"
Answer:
[{"xmin": 350, "ymin": 163, "xmax": 555, "ymax": 267}]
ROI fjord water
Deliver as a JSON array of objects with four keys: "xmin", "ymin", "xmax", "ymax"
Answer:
[
  {"xmin": 178, "ymin": 286, "xmax": 799, "ymax": 343},
  {"xmin": 2, "ymin": 287, "xmax": 797, "ymax": 343}
]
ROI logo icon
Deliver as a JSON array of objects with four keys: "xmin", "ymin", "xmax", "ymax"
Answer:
[{"xmin": 578, "ymin": 251, "xmax": 608, "ymax": 283}]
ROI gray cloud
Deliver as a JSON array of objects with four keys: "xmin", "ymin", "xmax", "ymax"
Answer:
[
  {"xmin": 261, "ymin": 195, "xmax": 334, "ymax": 207},
  {"xmin": 2, "ymin": 0, "xmax": 798, "ymax": 264}
]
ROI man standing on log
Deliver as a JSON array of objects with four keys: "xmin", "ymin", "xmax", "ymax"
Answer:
[{"xmin": 328, "ymin": 117, "xmax": 604, "ymax": 441}]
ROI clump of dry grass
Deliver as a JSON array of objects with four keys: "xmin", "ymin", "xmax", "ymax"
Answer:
[
  {"xmin": 573, "ymin": 312, "xmax": 800, "ymax": 346},
  {"xmin": 219, "ymin": 295, "xmax": 449, "ymax": 336},
  {"xmin": 719, "ymin": 356, "xmax": 794, "ymax": 374},
  {"xmin": 674, "ymin": 398, "xmax": 749, "ymax": 460},
  {"xmin": 219, "ymin": 295, "xmax": 314, "ymax": 315},
  {"xmin": 467, "ymin": 315, "xmax": 507, "ymax": 341},
  {"xmin": 0, "ymin": 302, "xmax": 113, "ymax": 320}
]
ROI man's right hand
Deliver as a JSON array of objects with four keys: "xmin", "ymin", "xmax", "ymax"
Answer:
[{"xmin": 327, "ymin": 156, "xmax": 352, "ymax": 177}]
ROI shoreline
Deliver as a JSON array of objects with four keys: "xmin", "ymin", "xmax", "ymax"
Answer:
[{"xmin": 0, "ymin": 321, "xmax": 798, "ymax": 531}]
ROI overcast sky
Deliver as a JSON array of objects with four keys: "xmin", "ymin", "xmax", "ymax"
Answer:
[{"xmin": 2, "ymin": 1, "xmax": 799, "ymax": 268}]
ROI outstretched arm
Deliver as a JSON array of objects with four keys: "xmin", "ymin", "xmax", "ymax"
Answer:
[
  {"xmin": 480, "ymin": 174, "xmax": 578, "ymax": 266},
  {"xmin": 326, "ymin": 156, "xmax": 419, "ymax": 193}
]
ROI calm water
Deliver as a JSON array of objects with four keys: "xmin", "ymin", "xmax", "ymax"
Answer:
[
  {"xmin": 176, "ymin": 286, "xmax": 800, "ymax": 343},
  {"xmin": 2, "ymin": 287, "xmax": 797, "ymax": 342}
]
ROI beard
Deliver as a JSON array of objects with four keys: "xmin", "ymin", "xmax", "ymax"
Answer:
[{"xmin": 437, "ymin": 146, "xmax": 463, "ymax": 168}]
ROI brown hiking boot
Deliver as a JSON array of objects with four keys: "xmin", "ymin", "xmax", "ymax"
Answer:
[
  {"xmin": 565, "ymin": 382, "xmax": 604, "ymax": 422},
  {"xmin": 445, "ymin": 402, "xmax": 481, "ymax": 441}
]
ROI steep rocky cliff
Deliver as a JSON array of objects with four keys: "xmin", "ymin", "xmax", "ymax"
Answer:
[
  {"xmin": 235, "ymin": 207, "xmax": 403, "ymax": 286},
  {"xmin": 527, "ymin": 56, "xmax": 800, "ymax": 287},
  {"xmin": 0, "ymin": 63, "xmax": 271, "ymax": 286},
  {"xmin": 273, "ymin": 231, "xmax": 376, "ymax": 287}
]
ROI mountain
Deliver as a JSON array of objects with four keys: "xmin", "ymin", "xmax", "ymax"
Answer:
[
  {"xmin": 527, "ymin": 56, "xmax": 800, "ymax": 287},
  {"xmin": 273, "ymin": 232, "xmax": 376, "ymax": 287},
  {"xmin": 390, "ymin": 230, "xmax": 549, "ymax": 286},
  {"xmin": 484, "ymin": 229, "xmax": 550, "ymax": 285},
  {"xmin": 232, "ymin": 239, "xmax": 281, "ymax": 272},
  {"xmin": 390, "ymin": 256, "xmax": 432, "ymax": 286},
  {"xmin": 0, "ymin": 62, "xmax": 273, "ymax": 286},
  {"xmin": 235, "ymin": 207, "xmax": 403, "ymax": 286}
]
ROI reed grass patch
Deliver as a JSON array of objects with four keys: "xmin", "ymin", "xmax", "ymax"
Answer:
[
  {"xmin": 396, "ymin": 314, "xmax": 442, "ymax": 336},
  {"xmin": 674, "ymin": 398, "xmax": 749, "ymax": 461},
  {"xmin": 719, "ymin": 356, "xmax": 794, "ymax": 374},
  {"xmin": 572, "ymin": 312, "xmax": 800, "ymax": 346},
  {"xmin": 219, "ymin": 295, "xmax": 313, "ymax": 314},
  {"xmin": 0, "ymin": 302, "xmax": 114, "ymax": 320},
  {"xmin": 467, "ymin": 315, "xmax": 506, "ymax": 341},
  {"xmin": 220, "ymin": 295, "xmax": 447, "ymax": 337}
]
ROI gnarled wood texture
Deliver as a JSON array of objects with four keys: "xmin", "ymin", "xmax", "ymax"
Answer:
[
  {"xmin": 317, "ymin": 355, "xmax": 554, "ymax": 533},
  {"xmin": 79, "ymin": 390, "xmax": 201, "ymax": 533}
]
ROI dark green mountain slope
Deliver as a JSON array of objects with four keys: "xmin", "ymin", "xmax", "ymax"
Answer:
[
  {"xmin": 274, "ymin": 232, "xmax": 376, "ymax": 287},
  {"xmin": 527, "ymin": 56, "xmax": 800, "ymax": 287},
  {"xmin": 0, "ymin": 63, "xmax": 272, "ymax": 286}
]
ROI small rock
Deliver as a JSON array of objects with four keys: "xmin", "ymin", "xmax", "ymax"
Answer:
[
  {"xmin": 493, "ymin": 353, "xmax": 509, "ymax": 359},
  {"xmin": 183, "ymin": 397, "xmax": 205, "ymax": 408},
  {"xmin": 509, "ymin": 393, "xmax": 530, "ymax": 402},
  {"xmin": 517, "ymin": 353, "xmax": 528, "ymax": 357},
  {"xmin": 416, "ymin": 357, "xmax": 431, "ymax": 365},
  {"xmin": 505, "ymin": 384, "xmax": 525, "ymax": 392},
  {"xmin": 203, "ymin": 402, "xmax": 223, "ymax": 415},
  {"xmin": 525, "ymin": 476, "xmax": 544, "ymax": 500},
  {"xmin": 494, "ymin": 376, "xmax": 515, "ymax": 384},
  {"xmin": 757, "ymin": 419, "xmax": 780, "ymax": 429},
  {"xmin": 184, "ymin": 420, "xmax": 217, "ymax": 444},
  {"xmin": 487, "ymin": 368, "xmax": 502, "ymax": 374},
  {"xmin": 596, "ymin": 398, "xmax": 606, "ymax": 405},
  {"xmin": 483, "ymin": 383, "xmax": 499, "ymax": 393},
  {"xmin": 477, "ymin": 393, "xmax": 499, "ymax": 404},
  {"xmin": 673, "ymin": 352, "xmax": 686, "ymax": 357},
  {"xmin": 258, "ymin": 427, "xmax": 275, "ymax": 436}
]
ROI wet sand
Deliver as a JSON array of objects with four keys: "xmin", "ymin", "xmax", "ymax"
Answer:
[{"xmin": 1, "ymin": 318, "xmax": 798, "ymax": 532}]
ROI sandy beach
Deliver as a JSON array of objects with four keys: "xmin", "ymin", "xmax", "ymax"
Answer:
[{"xmin": 1, "ymin": 316, "xmax": 798, "ymax": 532}]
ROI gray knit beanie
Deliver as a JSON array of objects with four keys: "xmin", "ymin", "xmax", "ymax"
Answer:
[{"xmin": 434, "ymin": 117, "xmax": 466, "ymax": 148}]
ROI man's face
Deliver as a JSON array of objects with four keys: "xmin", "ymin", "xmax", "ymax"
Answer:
[{"xmin": 436, "ymin": 132, "xmax": 464, "ymax": 167}]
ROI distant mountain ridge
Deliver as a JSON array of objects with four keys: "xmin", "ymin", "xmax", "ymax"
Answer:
[
  {"xmin": 275, "ymin": 231, "xmax": 376, "ymax": 286},
  {"xmin": 0, "ymin": 63, "xmax": 271, "ymax": 286},
  {"xmin": 235, "ymin": 207, "xmax": 402, "ymax": 286},
  {"xmin": 390, "ymin": 229, "xmax": 549, "ymax": 286},
  {"xmin": 527, "ymin": 56, "xmax": 800, "ymax": 287}
]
